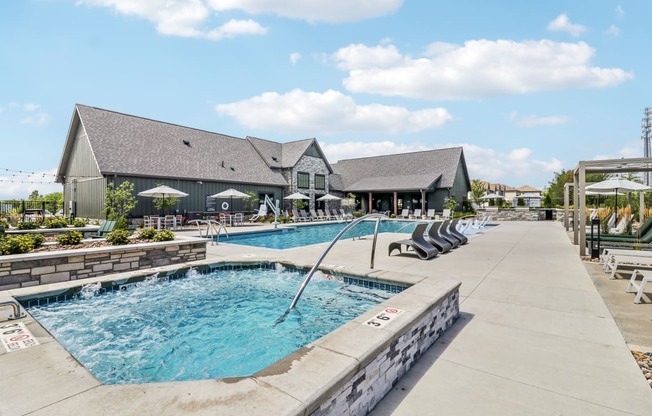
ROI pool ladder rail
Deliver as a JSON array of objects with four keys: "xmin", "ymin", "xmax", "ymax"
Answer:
[
  {"xmin": 0, "ymin": 300, "xmax": 27, "ymax": 321},
  {"xmin": 287, "ymin": 213, "xmax": 388, "ymax": 311},
  {"xmin": 189, "ymin": 219, "xmax": 229, "ymax": 245}
]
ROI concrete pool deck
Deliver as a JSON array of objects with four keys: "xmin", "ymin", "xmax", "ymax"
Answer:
[{"xmin": 2, "ymin": 221, "xmax": 651, "ymax": 415}]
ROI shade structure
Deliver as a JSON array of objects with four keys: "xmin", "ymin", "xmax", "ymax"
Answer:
[
  {"xmin": 284, "ymin": 192, "xmax": 310, "ymax": 200},
  {"xmin": 480, "ymin": 193, "xmax": 507, "ymax": 200},
  {"xmin": 137, "ymin": 185, "xmax": 189, "ymax": 198},
  {"xmin": 138, "ymin": 185, "xmax": 188, "ymax": 215},
  {"xmin": 210, "ymin": 188, "xmax": 250, "ymax": 212},
  {"xmin": 316, "ymin": 194, "xmax": 341, "ymax": 201},
  {"xmin": 585, "ymin": 178, "xmax": 652, "ymax": 215}
]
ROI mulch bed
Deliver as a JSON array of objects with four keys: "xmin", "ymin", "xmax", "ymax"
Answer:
[
  {"xmin": 30, "ymin": 238, "xmax": 156, "ymax": 253},
  {"xmin": 632, "ymin": 351, "xmax": 652, "ymax": 388}
]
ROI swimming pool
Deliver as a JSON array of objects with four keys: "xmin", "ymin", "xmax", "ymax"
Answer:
[
  {"xmin": 23, "ymin": 263, "xmax": 402, "ymax": 384},
  {"xmin": 225, "ymin": 220, "xmax": 416, "ymax": 249}
]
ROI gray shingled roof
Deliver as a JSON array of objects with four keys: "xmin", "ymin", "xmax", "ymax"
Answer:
[
  {"xmin": 71, "ymin": 105, "xmax": 287, "ymax": 186},
  {"xmin": 331, "ymin": 147, "xmax": 465, "ymax": 192},
  {"xmin": 281, "ymin": 139, "xmax": 314, "ymax": 168},
  {"xmin": 246, "ymin": 136, "xmax": 283, "ymax": 168}
]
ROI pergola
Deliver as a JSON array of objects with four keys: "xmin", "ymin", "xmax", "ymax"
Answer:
[{"xmin": 565, "ymin": 157, "xmax": 652, "ymax": 256}]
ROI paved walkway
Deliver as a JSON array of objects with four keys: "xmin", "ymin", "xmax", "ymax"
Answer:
[{"xmin": 194, "ymin": 220, "xmax": 652, "ymax": 414}]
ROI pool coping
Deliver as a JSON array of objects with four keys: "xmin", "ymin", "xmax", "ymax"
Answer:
[{"xmin": 1, "ymin": 258, "xmax": 460, "ymax": 416}]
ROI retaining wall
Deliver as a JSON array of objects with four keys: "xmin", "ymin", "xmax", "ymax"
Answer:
[{"xmin": 0, "ymin": 239, "xmax": 207, "ymax": 291}]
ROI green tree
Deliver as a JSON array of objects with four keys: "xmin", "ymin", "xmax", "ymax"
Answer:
[
  {"xmin": 243, "ymin": 191, "xmax": 257, "ymax": 212},
  {"xmin": 470, "ymin": 179, "xmax": 485, "ymax": 206},
  {"xmin": 103, "ymin": 181, "xmax": 137, "ymax": 228},
  {"xmin": 28, "ymin": 190, "xmax": 42, "ymax": 200},
  {"xmin": 543, "ymin": 193, "xmax": 553, "ymax": 208},
  {"xmin": 153, "ymin": 195, "xmax": 179, "ymax": 214},
  {"xmin": 44, "ymin": 192, "xmax": 64, "ymax": 211}
]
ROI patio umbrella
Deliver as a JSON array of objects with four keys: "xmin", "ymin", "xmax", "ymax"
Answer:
[
  {"xmin": 210, "ymin": 188, "xmax": 249, "ymax": 212},
  {"xmin": 138, "ymin": 185, "xmax": 189, "ymax": 214},
  {"xmin": 586, "ymin": 178, "xmax": 652, "ymax": 215},
  {"xmin": 284, "ymin": 192, "xmax": 310, "ymax": 209},
  {"xmin": 316, "ymin": 194, "xmax": 341, "ymax": 201}
]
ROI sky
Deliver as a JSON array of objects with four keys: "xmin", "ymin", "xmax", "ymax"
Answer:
[{"xmin": 1, "ymin": 0, "xmax": 650, "ymax": 199}]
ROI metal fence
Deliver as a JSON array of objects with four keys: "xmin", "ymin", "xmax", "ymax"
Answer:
[{"xmin": 0, "ymin": 200, "xmax": 61, "ymax": 218}]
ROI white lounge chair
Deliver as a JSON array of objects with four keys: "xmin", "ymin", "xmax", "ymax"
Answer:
[
  {"xmin": 605, "ymin": 254, "xmax": 652, "ymax": 279},
  {"xmin": 626, "ymin": 269, "xmax": 652, "ymax": 304},
  {"xmin": 400, "ymin": 209, "xmax": 410, "ymax": 219},
  {"xmin": 340, "ymin": 209, "xmax": 353, "ymax": 220},
  {"xmin": 609, "ymin": 215, "xmax": 631, "ymax": 235},
  {"xmin": 600, "ymin": 248, "xmax": 652, "ymax": 271},
  {"xmin": 411, "ymin": 209, "xmax": 422, "ymax": 219},
  {"xmin": 442, "ymin": 208, "xmax": 451, "ymax": 220},
  {"xmin": 248, "ymin": 205, "xmax": 267, "ymax": 222},
  {"xmin": 426, "ymin": 209, "xmax": 436, "ymax": 219}
]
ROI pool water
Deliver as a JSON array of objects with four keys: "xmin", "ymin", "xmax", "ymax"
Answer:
[
  {"xmin": 226, "ymin": 220, "xmax": 415, "ymax": 249},
  {"xmin": 26, "ymin": 265, "xmax": 397, "ymax": 384}
]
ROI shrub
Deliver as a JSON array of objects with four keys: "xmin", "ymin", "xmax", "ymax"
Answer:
[
  {"xmin": 72, "ymin": 218, "xmax": 88, "ymax": 227},
  {"xmin": 16, "ymin": 221, "xmax": 38, "ymax": 230},
  {"xmin": 30, "ymin": 233, "xmax": 45, "ymax": 248},
  {"xmin": 153, "ymin": 229, "xmax": 175, "ymax": 242},
  {"xmin": 138, "ymin": 227, "xmax": 157, "ymax": 240},
  {"xmin": 106, "ymin": 229, "xmax": 131, "ymax": 245},
  {"xmin": 114, "ymin": 217, "xmax": 129, "ymax": 230},
  {"xmin": 57, "ymin": 230, "xmax": 83, "ymax": 245},
  {"xmin": 44, "ymin": 217, "xmax": 69, "ymax": 229},
  {"xmin": 0, "ymin": 218, "xmax": 9, "ymax": 229},
  {"xmin": 0, "ymin": 235, "xmax": 38, "ymax": 255}
]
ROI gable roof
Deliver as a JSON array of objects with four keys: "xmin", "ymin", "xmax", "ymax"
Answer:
[
  {"xmin": 247, "ymin": 136, "xmax": 333, "ymax": 173},
  {"xmin": 57, "ymin": 105, "xmax": 287, "ymax": 187},
  {"xmin": 331, "ymin": 147, "xmax": 468, "ymax": 192},
  {"xmin": 518, "ymin": 185, "xmax": 541, "ymax": 192}
]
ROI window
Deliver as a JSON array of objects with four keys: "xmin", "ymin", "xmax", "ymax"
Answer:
[
  {"xmin": 315, "ymin": 174, "xmax": 325, "ymax": 190},
  {"xmin": 297, "ymin": 172, "xmax": 310, "ymax": 189}
]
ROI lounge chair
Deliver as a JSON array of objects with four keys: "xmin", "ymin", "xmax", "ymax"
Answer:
[
  {"xmin": 400, "ymin": 209, "xmax": 410, "ymax": 219},
  {"xmin": 340, "ymin": 209, "xmax": 353, "ymax": 220},
  {"xmin": 388, "ymin": 223, "xmax": 438, "ymax": 260},
  {"xmin": 317, "ymin": 209, "xmax": 332, "ymax": 220},
  {"xmin": 291, "ymin": 209, "xmax": 308, "ymax": 222},
  {"xmin": 425, "ymin": 221, "xmax": 452, "ymax": 253},
  {"xmin": 442, "ymin": 208, "xmax": 451, "ymax": 220},
  {"xmin": 248, "ymin": 205, "xmax": 267, "ymax": 222},
  {"xmin": 595, "ymin": 217, "xmax": 652, "ymax": 243},
  {"xmin": 439, "ymin": 219, "xmax": 461, "ymax": 248},
  {"xmin": 426, "ymin": 209, "xmax": 436, "ymax": 219},
  {"xmin": 411, "ymin": 209, "xmax": 422, "ymax": 219},
  {"xmin": 309, "ymin": 209, "xmax": 325, "ymax": 221},
  {"xmin": 605, "ymin": 254, "xmax": 652, "ymax": 279},
  {"xmin": 92, "ymin": 220, "xmax": 116, "ymax": 238},
  {"xmin": 608, "ymin": 215, "xmax": 632, "ymax": 235},
  {"xmin": 626, "ymin": 269, "xmax": 652, "ymax": 303},
  {"xmin": 601, "ymin": 248, "xmax": 652, "ymax": 271},
  {"xmin": 449, "ymin": 218, "xmax": 468, "ymax": 244},
  {"xmin": 331, "ymin": 209, "xmax": 342, "ymax": 220}
]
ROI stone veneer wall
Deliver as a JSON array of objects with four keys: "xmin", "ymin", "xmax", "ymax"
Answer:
[
  {"xmin": 309, "ymin": 289, "xmax": 459, "ymax": 416},
  {"xmin": 0, "ymin": 240, "xmax": 207, "ymax": 291},
  {"xmin": 476, "ymin": 208, "xmax": 563, "ymax": 221}
]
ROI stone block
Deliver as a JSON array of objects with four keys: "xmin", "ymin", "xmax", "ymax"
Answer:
[
  {"xmin": 32, "ymin": 265, "xmax": 56, "ymax": 275},
  {"xmin": 56, "ymin": 263, "xmax": 85, "ymax": 272},
  {"xmin": 113, "ymin": 263, "xmax": 132, "ymax": 272},
  {"xmin": 40, "ymin": 272, "xmax": 71, "ymax": 284},
  {"xmin": 10, "ymin": 268, "xmax": 30, "ymax": 275},
  {"xmin": 92, "ymin": 263, "xmax": 113, "ymax": 272}
]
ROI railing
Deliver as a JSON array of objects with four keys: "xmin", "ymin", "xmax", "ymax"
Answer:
[
  {"xmin": 0, "ymin": 300, "xmax": 26, "ymax": 320},
  {"xmin": 287, "ymin": 213, "xmax": 389, "ymax": 311},
  {"xmin": 189, "ymin": 219, "xmax": 229, "ymax": 244}
]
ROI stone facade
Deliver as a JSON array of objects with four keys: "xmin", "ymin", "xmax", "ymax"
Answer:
[
  {"xmin": 0, "ymin": 240, "xmax": 207, "ymax": 291},
  {"xmin": 286, "ymin": 154, "xmax": 331, "ymax": 211},
  {"xmin": 309, "ymin": 290, "xmax": 459, "ymax": 416}
]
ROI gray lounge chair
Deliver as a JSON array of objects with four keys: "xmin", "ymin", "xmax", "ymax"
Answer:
[
  {"xmin": 449, "ymin": 218, "xmax": 468, "ymax": 245},
  {"xmin": 439, "ymin": 219, "xmax": 460, "ymax": 248},
  {"xmin": 425, "ymin": 221, "xmax": 452, "ymax": 253},
  {"xmin": 388, "ymin": 223, "xmax": 438, "ymax": 260}
]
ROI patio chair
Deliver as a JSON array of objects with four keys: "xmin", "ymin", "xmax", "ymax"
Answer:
[
  {"xmin": 439, "ymin": 219, "xmax": 461, "ymax": 248},
  {"xmin": 388, "ymin": 223, "xmax": 438, "ymax": 260},
  {"xmin": 449, "ymin": 218, "xmax": 468, "ymax": 244},
  {"xmin": 442, "ymin": 208, "xmax": 451, "ymax": 219},
  {"xmin": 317, "ymin": 209, "xmax": 331, "ymax": 220},
  {"xmin": 399, "ymin": 209, "xmax": 410, "ymax": 219},
  {"xmin": 425, "ymin": 221, "xmax": 452, "ymax": 253},
  {"xmin": 594, "ymin": 217, "xmax": 652, "ymax": 243},
  {"xmin": 331, "ymin": 209, "xmax": 343, "ymax": 220},
  {"xmin": 340, "ymin": 209, "xmax": 353, "ymax": 220},
  {"xmin": 91, "ymin": 220, "xmax": 116, "ymax": 238},
  {"xmin": 608, "ymin": 215, "xmax": 632, "ymax": 235},
  {"xmin": 309, "ymin": 209, "xmax": 325, "ymax": 221},
  {"xmin": 605, "ymin": 254, "xmax": 652, "ymax": 279},
  {"xmin": 411, "ymin": 209, "xmax": 422, "ymax": 219},
  {"xmin": 426, "ymin": 209, "xmax": 436, "ymax": 219},
  {"xmin": 248, "ymin": 205, "xmax": 267, "ymax": 222}
]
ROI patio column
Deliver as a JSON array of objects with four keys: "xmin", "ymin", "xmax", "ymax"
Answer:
[
  {"xmin": 368, "ymin": 192, "xmax": 373, "ymax": 213},
  {"xmin": 564, "ymin": 183, "xmax": 571, "ymax": 230},
  {"xmin": 640, "ymin": 191, "xmax": 645, "ymax": 225},
  {"xmin": 421, "ymin": 189, "xmax": 426, "ymax": 212},
  {"xmin": 573, "ymin": 169, "xmax": 579, "ymax": 245},
  {"xmin": 578, "ymin": 162, "xmax": 587, "ymax": 256},
  {"xmin": 393, "ymin": 191, "xmax": 398, "ymax": 216}
]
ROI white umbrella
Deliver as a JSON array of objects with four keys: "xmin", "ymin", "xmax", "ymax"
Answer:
[
  {"xmin": 210, "ymin": 188, "xmax": 249, "ymax": 212},
  {"xmin": 316, "ymin": 194, "xmax": 341, "ymax": 201},
  {"xmin": 586, "ymin": 178, "xmax": 652, "ymax": 214},
  {"xmin": 480, "ymin": 193, "xmax": 507, "ymax": 200},
  {"xmin": 138, "ymin": 185, "xmax": 188, "ymax": 215},
  {"xmin": 284, "ymin": 192, "xmax": 310, "ymax": 200}
]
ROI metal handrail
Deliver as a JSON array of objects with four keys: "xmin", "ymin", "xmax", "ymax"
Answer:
[
  {"xmin": 287, "ymin": 213, "xmax": 389, "ymax": 310},
  {"xmin": 190, "ymin": 219, "xmax": 229, "ymax": 244},
  {"xmin": 0, "ymin": 300, "xmax": 26, "ymax": 320}
]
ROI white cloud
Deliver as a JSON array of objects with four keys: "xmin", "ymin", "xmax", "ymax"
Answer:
[
  {"xmin": 289, "ymin": 52, "xmax": 301, "ymax": 64},
  {"xmin": 510, "ymin": 112, "xmax": 570, "ymax": 127},
  {"xmin": 321, "ymin": 140, "xmax": 562, "ymax": 187},
  {"xmin": 547, "ymin": 14, "xmax": 587, "ymax": 37},
  {"xmin": 24, "ymin": 103, "xmax": 41, "ymax": 112},
  {"xmin": 332, "ymin": 41, "xmax": 632, "ymax": 100},
  {"xmin": 606, "ymin": 25, "xmax": 621, "ymax": 37},
  {"xmin": 616, "ymin": 5, "xmax": 625, "ymax": 19},
  {"xmin": 77, "ymin": 0, "xmax": 267, "ymax": 40},
  {"xmin": 20, "ymin": 113, "xmax": 51, "ymax": 126},
  {"xmin": 216, "ymin": 89, "xmax": 452, "ymax": 135},
  {"xmin": 208, "ymin": 0, "xmax": 403, "ymax": 23}
]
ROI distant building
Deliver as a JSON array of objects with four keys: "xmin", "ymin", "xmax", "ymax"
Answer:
[{"xmin": 56, "ymin": 104, "xmax": 471, "ymax": 219}]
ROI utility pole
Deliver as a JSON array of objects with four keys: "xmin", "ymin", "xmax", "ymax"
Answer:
[{"xmin": 643, "ymin": 108, "xmax": 652, "ymax": 185}]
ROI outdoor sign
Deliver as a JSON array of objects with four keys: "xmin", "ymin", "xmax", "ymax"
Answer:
[
  {"xmin": 0, "ymin": 322, "xmax": 39, "ymax": 353},
  {"xmin": 206, "ymin": 196, "xmax": 217, "ymax": 212}
]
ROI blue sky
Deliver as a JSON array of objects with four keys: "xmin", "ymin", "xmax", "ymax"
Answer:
[{"xmin": 1, "ymin": 0, "xmax": 649, "ymax": 199}]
